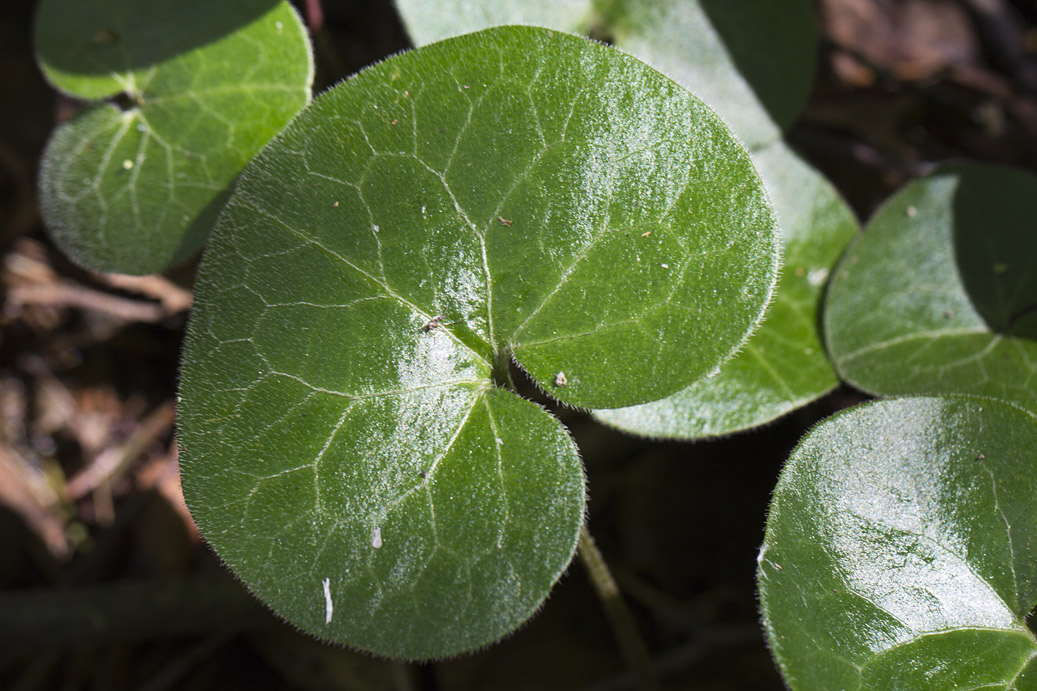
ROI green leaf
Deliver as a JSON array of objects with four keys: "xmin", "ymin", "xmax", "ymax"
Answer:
[
  {"xmin": 178, "ymin": 26, "xmax": 779, "ymax": 658},
  {"xmin": 396, "ymin": 0, "xmax": 595, "ymax": 46},
  {"xmin": 758, "ymin": 396, "xmax": 1037, "ymax": 690},
  {"xmin": 394, "ymin": 0, "xmax": 817, "ymax": 148},
  {"xmin": 36, "ymin": 0, "xmax": 313, "ymax": 274},
  {"xmin": 596, "ymin": 140, "xmax": 858, "ymax": 438},
  {"xmin": 825, "ymin": 163, "xmax": 1037, "ymax": 414},
  {"xmin": 598, "ymin": 0, "xmax": 817, "ymax": 149}
]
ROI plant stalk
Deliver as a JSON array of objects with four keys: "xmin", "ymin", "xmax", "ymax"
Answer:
[{"xmin": 578, "ymin": 525, "xmax": 659, "ymax": 691}]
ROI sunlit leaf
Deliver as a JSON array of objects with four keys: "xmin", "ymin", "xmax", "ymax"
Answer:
[
  {"xmin": 178, "ymin": 26, "xmax": 778, "ymax": 658},
  {"xmin": 825, "ymin": 163, "xmax": 1037, "ymax": 414},
  {"xmin": 759, "ymin": 396, "xmax": 1037, "ymax": 690}
]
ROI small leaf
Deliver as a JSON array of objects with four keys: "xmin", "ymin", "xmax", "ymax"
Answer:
[
  {"xmin": 596, "ymin": 140, "xmax": 858, "ymax": 438},
  {"xmin": 178, "ymin": 26, "xmax": 778, "ymax": 658},
  {"xmin": 825, "ymin": 163, "xmax": 1037, "ymax": 414},
  {"xmin": 36, "ymin": 0, "xmax": 313, "ymax": 274},
  {"xmin": 759, "ymin": 396, "xmax": 1037, "ymax": 690},
  {"xmin": 394, "ymin": 0, "xmax": 818, "ymax": 148}
]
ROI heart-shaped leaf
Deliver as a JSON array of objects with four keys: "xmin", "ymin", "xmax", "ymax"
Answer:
[
  {"xmin": 36, "ymin": 0, "xmax": 313, "ymax": 274},
  {"xmin": 596, "ymin": 140, "xmax": 858, "ymax": 437},
  {"xmin": 394, "ymin": 0, "xmax": 817, "ymax": 148},
  {"xmin": 178, "ymin": 26, "xmax": 779, "ymax": 658},
  {"xmin": 759, "ymin": 396, "xmax": 1037, "ymax": 690},
  {"xmin": 825, "ymin": 164, "xmax": 1037, "ymax": 414}
]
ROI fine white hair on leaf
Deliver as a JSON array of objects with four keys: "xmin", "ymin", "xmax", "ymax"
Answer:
[{"xmin": 323, "ymin": 577, "xmax": 333, "ymax": 624}]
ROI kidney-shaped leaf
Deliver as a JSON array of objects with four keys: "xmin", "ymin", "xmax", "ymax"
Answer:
[
  {"xmin": 36, "ymin": 0, "xmax": 313, "ymax": 274},
  {"xmin": 825, "ymin": 164, "xmax": 1037, "ymax": 414},
  {"xmin": 178, "ymin": 26, "xmax": 778, "ymax": 658},
  {"xmin": 394, "ymin": 0, "xmax": 817, "ymax": 149},
  {"xmin": 759, "ymin": 396, "xmax": 1037, "ymax": 690},
  {"xmin": 596, "ymin": 140, "xmax": 857, "ymax": 438}
]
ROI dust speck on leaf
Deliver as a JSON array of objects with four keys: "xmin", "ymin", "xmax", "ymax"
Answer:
[
  {"xmin": 498, "ymin": 216, "xmax": 513, "ymax": 226},
  {"xmin": 807, "ymin": 268, "xmax": 829, "ymax": 286},
  {"xmin": 554, "ymin": 372, "xmax": 568, "ymax": 387},
  {"xmin": 906, "ymin": 206, "xmax": 917, "ymax": 217}
]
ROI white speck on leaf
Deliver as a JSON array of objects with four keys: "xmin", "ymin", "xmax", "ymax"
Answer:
[
  {"xmin": 660, "ymin": 263, "xmax": 669, "ymax": 269},
  {"xmin": 906, "ymin": 206, "xmax": 917, "ymax": 218},
  {"xmin": 322, "ymin": 577, "xmax": 333, "ymax": 623},
  {"xmin": 372, "ymin": 526, "xmax": 383, "ymax": 549},
  {"xmin": 807, "ymin": 268, "xmax": 829, "ymax": 286},
  {"xmin": 554, "ymin": 371, "xmax": 568, "ymax": 387},
  {"xmin": 122, "ymin": 159, "xmax": 134, "ymax": 170}
]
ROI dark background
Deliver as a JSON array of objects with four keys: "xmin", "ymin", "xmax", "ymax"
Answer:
[{"xmin": 1, "ymin": 0, "xmax": 1036, "ymax": 688}]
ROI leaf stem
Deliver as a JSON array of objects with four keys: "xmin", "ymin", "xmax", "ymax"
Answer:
[
  {"xmin": 492, "ymin": 349, "xmax": 517, "ymax": 391},
  {"xmin": 578, "ymin": 524, "xmax": 659, "ymax": 691}
]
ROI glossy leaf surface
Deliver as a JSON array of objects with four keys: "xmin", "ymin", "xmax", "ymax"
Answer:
[
  {"xmin": 178, "ymin": 27, "xmax": 779, "ymax": 658},
  {"xmin": 394, "ymin": 0, "xmax": 817, "ymax": 148},
  {"xmin": 759, "ymin": 396, "xmax": 1037, "ymax": 690},
  {"xmin": 825, "ymin": 164, "xmax": 1037, "ymax": 414},
  {"xmin": 36, "ymin": 0, "xmax": 312, "ymax": 274},
  {"xmin": 597, "ymin": 141, "xmax": 857, "ymax": 437}
]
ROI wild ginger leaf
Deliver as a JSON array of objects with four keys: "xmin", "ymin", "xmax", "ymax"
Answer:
[
  {"xmin": 178, "ymin": 26, "xmax": 778, "ymax": 658},
  {"xmin": 35, "ymin": 0, "xmax": 313, "ymax": 274},
  {"xmin": 825, "ymin": 164, "xmax": 1037, "ymax": 414},
  {"xmin": 759, "ymin": 396, "xmax": 1037, "ymax": 690}
]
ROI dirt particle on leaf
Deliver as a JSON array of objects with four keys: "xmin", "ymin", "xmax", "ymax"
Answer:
[
  {"xmin": 554, "ymin": 371, "xmax": 568, "ymax": 387},
  {"xmin": 498, "ymin": 216, "xmax": 513, "ymax": 226},
  {"xmin": 391, "ymin": 119, "xmax": 398, "ymax": 126},
  {"xmin": 422, "ymin": 315, "xmax": 446, "ymax": 332},
  {"xmin": 906, "ymin": 206, "xmax": 917, "ymax": 218},
  {"xmin": 332, "ymin": 201, "xmax": 339, "ymax": 208},
  {"xmin": 641, "ymin": 231, "xmax": 651, "ymax": 237}
]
